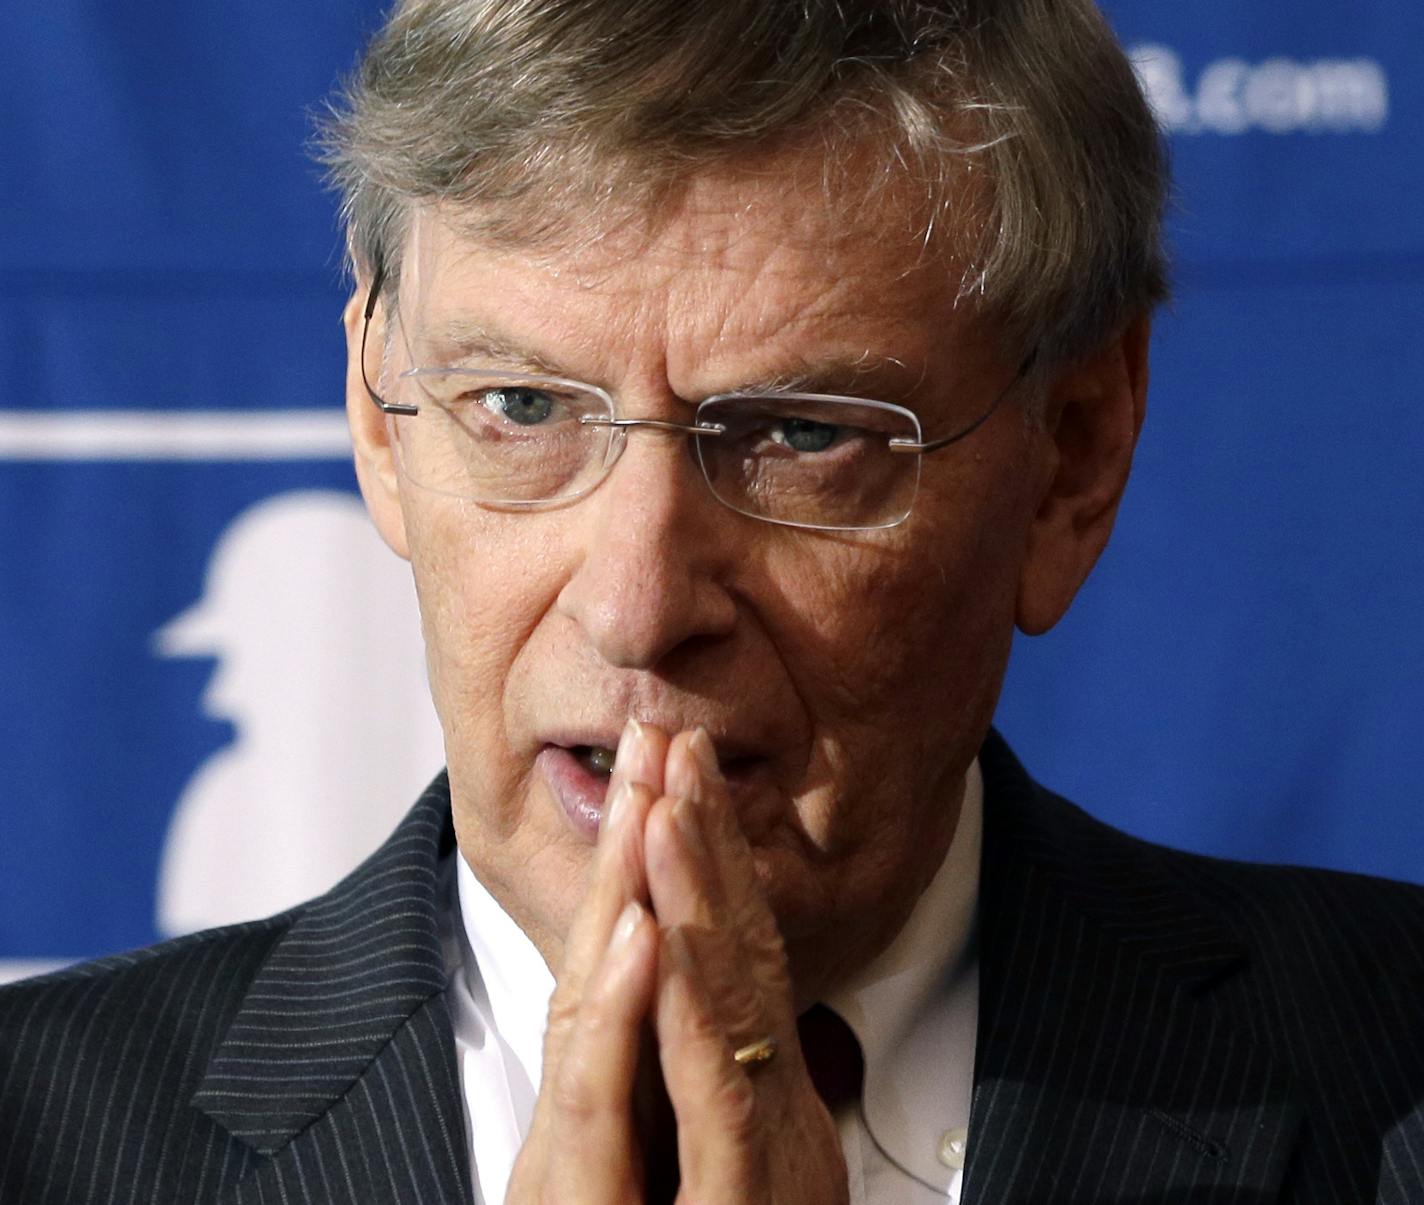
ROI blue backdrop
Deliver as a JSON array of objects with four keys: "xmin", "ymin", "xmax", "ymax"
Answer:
[{"xmin": 3, "ymin": 2, "xmax": 1421, "ymax": 976}]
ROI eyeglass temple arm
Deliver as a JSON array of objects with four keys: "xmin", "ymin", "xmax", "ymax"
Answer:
[
  {"xmin": 887, "ymin": 350, "xmax": 1038, "ymax": 455},
  {"xmin": 360, "ymin": 263, "xmax": 420, "ymax": 417}
]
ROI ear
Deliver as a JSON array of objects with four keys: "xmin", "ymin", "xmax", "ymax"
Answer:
[
  {"xmin": 1015, "ymin": 314, "xmax": 1150, "ymax": 635},
  {"xmin": 343, "ymin": 284, "xmax": 411, "ymax": 560}
]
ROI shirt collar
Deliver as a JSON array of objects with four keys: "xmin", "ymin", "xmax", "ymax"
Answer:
[
  {"xmin": 824, "ymin": 758, "xmax": 982, "ymax": 1193},
  {"xmin": 454, "ymin": 851, "xmax": 556, "ymax": 1094}
]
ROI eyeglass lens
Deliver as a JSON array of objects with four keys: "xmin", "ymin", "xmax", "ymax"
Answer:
[{"xmin": 387, "ymin": 369, "xmax": 923, "ymax": 530}]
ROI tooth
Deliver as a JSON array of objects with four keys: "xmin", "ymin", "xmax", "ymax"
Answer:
[{"xmin": 587, "ymin": 746, "xmax": 616, "ymax": 774}]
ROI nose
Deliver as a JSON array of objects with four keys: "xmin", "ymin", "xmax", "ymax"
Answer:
[{"xmin": 555, "ymin": 429, "xmax": 739, "ymax": 670}]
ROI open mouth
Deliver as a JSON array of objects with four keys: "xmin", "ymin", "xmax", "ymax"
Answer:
[
  {"xmin": 536, "ymin": 743, "xmax": 617, "ymax": 841},
  {"xmin": 571, "ymin": 744, "xmax": 616, "ymax": 779}
]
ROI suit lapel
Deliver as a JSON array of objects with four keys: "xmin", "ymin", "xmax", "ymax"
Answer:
[
  {"xmin": 963, "ymin": 733, "xmax": 1303, "ymax": 1203},
  {"xmin": 192, "ymin": 775, "xmax": 475, "ymax": 1204}
]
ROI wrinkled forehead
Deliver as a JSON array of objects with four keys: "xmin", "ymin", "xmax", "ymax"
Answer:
[
  {"xmin": 391, "ymin": 136, "xmax": 981, "ymax": 331},
  {"xmin": 375, "ymin": 134, "xmax": 1018, "ymax": 409}
]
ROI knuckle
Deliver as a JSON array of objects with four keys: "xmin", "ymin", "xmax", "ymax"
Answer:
[
  {"xmin": 711, "ymin": 1072, "xmax": 761, "ymax": 1144},
  {"xmin": 550, "ymin": 1050, "xmax": 602, "ymax": 1122},
  {"xmin": 545, "ymin": 990, "xmax": 580, "ymax": 1032},
  {"xmin": 742, "ymin": 911, "xmax": 787, "ymax": 963},
  {"xmin": 721, "ymin": 980, "xmax": 764, "ymax": 1035},
  {"xmin": 744, "ymin": 920, "xmax": 794, "ymax": 996}
]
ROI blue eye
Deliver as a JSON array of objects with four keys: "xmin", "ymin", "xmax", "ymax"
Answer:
[
  {"xmin": 484, "ymin": 387, "xmax": 555, "ymax": 425},
  {"xmin": 773, "ymin": 418, "xmax": 839, "ymax": 453}
]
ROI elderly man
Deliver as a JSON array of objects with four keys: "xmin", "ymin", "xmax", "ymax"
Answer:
[{"xmin": 3, "ymin": 0, "xmax": 1422, "ymax": 1201}]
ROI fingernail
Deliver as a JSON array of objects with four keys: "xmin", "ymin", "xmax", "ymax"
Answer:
[
  {"xmin": 615, "ymin": 717, "xmax": 647, "ymax": 780},
  {"xmin": 604, "ymin": 781, "xmax": 633, "ymax": 836},
  {"xmin": 610, "ymin": 899, "xmax": 644, "ymax": 951},
  {"xmin": 689, "ymin": 727, "xmax": 722, "ymax": 783}
]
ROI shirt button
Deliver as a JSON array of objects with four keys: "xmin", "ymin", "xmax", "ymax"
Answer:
[{"xmin": 938, "ymin": 1126, "xmax": 968, "ymax": 1170}]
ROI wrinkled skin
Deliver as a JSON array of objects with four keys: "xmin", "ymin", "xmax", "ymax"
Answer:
[{"xmin": 345, "ymin": 146, "xmax": 1148, "ymax": 1199}]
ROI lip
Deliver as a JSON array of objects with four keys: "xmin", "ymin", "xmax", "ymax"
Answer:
[
  {"xmin": 536, "ymin": 736, "xmax": 779, "ymax": 843},
  {"xmin": 538, "ymin": 744, "xmax": 610, "ymax": 841}
]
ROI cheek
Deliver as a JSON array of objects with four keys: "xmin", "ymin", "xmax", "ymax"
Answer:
[
  {"xmin": 769, "ymin": 521, "xmax": 1019, "ymax": 734},
  {"xmin": 750, "ymin": 482, "xmax": 1028, "ymax": 856},
  {"xmin": 402, "ymin": 500, "xmax": 558, "ymax": 745}
]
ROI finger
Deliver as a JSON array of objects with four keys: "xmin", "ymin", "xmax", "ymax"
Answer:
[
  {"xmin": 664, "ymin": 729, "xmax": 795, "ymax": 1016},
  {"xmin": 603, "ymin": 718, "xmax": 667, "ymax": 896},
  {"xmin": 656, "ymin": 930, "xmax": 849, "ymax": 1205},
  {"xmin": 550, "ymin": 776, "xmax": 653, "ymax": 1019},
  {"xmin": 665, "ymin": 725, "xmax": 719, "ymax": 806},
  {"xmin": 558, "ymin": 718, "xmax": 663, "ymax": 996},
  {"xmin": 542, "ymin": 721, "xmax": 666, "ymax": 1081},
  {"xmin": 665, "ymin": 728, "xmax": 759, "ymax": 904},
  {"xmin": 610, "ymin": 717, "xmax": 669, "ymax": 799},
  {"xmin": 523, "ymin": 731, "xmax": 660, "ymax": 1199},
  {"xmin": 654, "ymin": 927, "xmax": 763, "ymax": 1202},
  {"xmin": 644, "ymin": 787, "xmax": 726, "ymax": 933},
  {"xmin": 645, "ymin": 790, "xmax": 770, "ymax": 1067},
  {"xmin": 512, "ymin": 900, "xmax": 658, "ymax": 1203}
]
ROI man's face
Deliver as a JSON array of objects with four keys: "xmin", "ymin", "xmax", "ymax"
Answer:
[{"xmin": 348, "ymin": 153, "xmax": 1111, "ymax": 991}]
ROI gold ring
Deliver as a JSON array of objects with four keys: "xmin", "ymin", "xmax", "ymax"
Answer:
[{"xmin": 732, "ymin": 1035, "xmax": 778, "ymax": 1068}]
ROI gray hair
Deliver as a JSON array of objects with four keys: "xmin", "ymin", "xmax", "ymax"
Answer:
[{"xmin": 318, "ymin": 0, "xmax": 1168, "ymax": 367}]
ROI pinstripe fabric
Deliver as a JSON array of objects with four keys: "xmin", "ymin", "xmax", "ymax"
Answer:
[
  {"xmin": 3, "ymin": 736, "xmax": 1423, "ymax": 1202},
  {"xmin": 0, "ymin": 777, "xmax": 472, "ymax": 1204},
  {"xmin": 966, "ymin": 730, "xmax": 1424, "ymax": 1203}
]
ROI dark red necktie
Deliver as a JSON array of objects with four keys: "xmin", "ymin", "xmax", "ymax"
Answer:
[{"xmin": 797, "ymin": 1003, "xmax": 866, "ymax": 1114}]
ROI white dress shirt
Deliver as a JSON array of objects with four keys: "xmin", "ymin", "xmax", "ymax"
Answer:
[
  {"xmin": 826, "ymin": 758, "xmax": 981, "ymax": 1204},
  {"xmin": 439, "ymin": 761, "xmax": 982, "ymax": 1205},
  {"xmin": 439, "ymin": 854, "xmax": 555, "ymax": 1205}
]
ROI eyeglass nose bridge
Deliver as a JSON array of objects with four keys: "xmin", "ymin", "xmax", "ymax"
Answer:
[
  {"xmin": 579, "ymin": 416, "xmax": 726, "ymax": 438},
  {"xmin": 569, "ymin": 414, "xmax": 734, "ymax": 524}
]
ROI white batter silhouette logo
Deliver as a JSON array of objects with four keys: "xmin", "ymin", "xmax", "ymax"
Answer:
[{"xmin": 153, "ymin": 489, "xmax": 445, "ymax": 937}]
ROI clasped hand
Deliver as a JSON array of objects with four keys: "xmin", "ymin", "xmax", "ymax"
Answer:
[{"xmin": 506, "ymin": 721, "xmax": 848, "ymax": 1204}]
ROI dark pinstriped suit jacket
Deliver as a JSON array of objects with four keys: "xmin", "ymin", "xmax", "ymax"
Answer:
[{"xmin": 3, "ymin": 730, "xmax": 1423, "ymax": 1203}]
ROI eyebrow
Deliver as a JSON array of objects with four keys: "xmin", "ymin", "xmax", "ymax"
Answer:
[
  {"xmin": 408, "ymin": 315, "xmax": 919, "ymax": 401},
  {"xmin": 409, "ymin": 316, "xmax": 572, "ymax": 378},
  {"xmin": 746, "ymin": 353, "xmax": 919, "ymax": 400}
]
